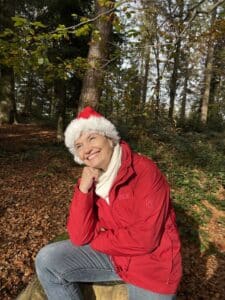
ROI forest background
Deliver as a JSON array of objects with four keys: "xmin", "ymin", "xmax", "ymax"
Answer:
[{"xmin": 0, "ymin": 0, "xmax": 225, "ymax": 299}]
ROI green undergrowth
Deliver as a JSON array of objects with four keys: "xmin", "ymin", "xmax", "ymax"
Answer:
[{"xmin": 132, "ymin": 129, "xmax": 225, "ymax": 252}]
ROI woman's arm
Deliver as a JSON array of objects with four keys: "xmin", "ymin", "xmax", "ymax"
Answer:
[
  {"xmin": 67, "ymin": 167, "xmax": 100, "ymax": 246},
  {"xmin": 67, "ymin": 184, "xmax": 97, "ymax": 246}
]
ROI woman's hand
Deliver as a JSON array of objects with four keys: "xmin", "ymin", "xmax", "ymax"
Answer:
[{"xmin": 79, "ymin": 167, "xmax": 100, "ymax": 194}]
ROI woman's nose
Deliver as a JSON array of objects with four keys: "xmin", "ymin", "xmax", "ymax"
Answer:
[{"xmin": 83, "ymin": 143, "xmax": 92, "ymax": 154}]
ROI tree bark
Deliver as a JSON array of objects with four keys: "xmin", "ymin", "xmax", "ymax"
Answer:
[
  {"xmin": 180, "ymin": 59, "xmax": 189, "ymax": 121},
  {"xmin": 0, "ymin": 66, "xmax": 16, "ymax": 124},
  {"xmin": 200, "ymin": 42, "xmax": 215, "ymax": 124},
  {"xmin": 168, "ymin": 0, "xmax": 184, "ymax": 120},
  {"xmin": 78, "ymin": 0, "xmax": 115, "ymax": 111},
  {"xmin": 180, "ymin": 74, "xmax": 187, "ymax": 121},
  {"xmin": 199, "ymin": 2, "xmax": 217, "ymax": 124},
  {"xmin": 151, "ymin": 43, "xmax": 161, "ymax": 117},
  {"xmin": 208, "ymin": 58, "xmax": 221, "ymax": 123},
  {"xmin": 0, "ymin": 0, "xmax": 17, "ymax": 124},
  {"xmin": 141, "ymin": 45, "xmax": 151, "ymax": 104},
  {"xmin": 54, "ymin": 79, "xmax": 66, "ymax": 142},
  {"xmin": 23, "ymin": 75, "xmax": 33, "ymax": 116},
  {"xmin": 168, "ymin": 39, "xmax": 181, "ymax": 120}
]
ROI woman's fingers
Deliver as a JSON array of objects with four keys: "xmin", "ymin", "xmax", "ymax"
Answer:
[{"xmin": 79, "ymin": 167, "xmax": 100, "ymax": 193}]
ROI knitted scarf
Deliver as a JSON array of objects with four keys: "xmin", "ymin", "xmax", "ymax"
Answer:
[{"xmin": 95, "ymin": 143, "xmax": 122, "ymax": 204}]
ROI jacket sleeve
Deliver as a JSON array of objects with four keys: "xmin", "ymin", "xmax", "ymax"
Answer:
[
  {"xmin": 67, "ymin": 182, "xmax": 97, "ymax": 246},
  {"xmin": 90, "ymin": 161, "xmax": 171, "ymax": 256}
]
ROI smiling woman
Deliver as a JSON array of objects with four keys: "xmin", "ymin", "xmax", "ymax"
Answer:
[
  {"xmin": 64, "ymin": 107, "xmax": 120, "ymax": 165},
  {"xmin": 35, "ymin": 106, "xmax": 182, "ymax": 300}
]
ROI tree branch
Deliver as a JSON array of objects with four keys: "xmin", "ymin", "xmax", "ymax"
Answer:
[
  {"xmin": 203, "ymin": 0, "xmax": 225, "ymax": 13},
  {"xmin": 50, "ymin": 0, "xmax": 128, "ymax": 34},
  {"xmin": 64, "ymin": 8, "xmax": 115, "ymax": 31}
]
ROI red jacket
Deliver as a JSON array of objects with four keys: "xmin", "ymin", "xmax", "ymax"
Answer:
[{"xmin": 67, "ymin": 141, "xmax": 182, "ymax": 294}]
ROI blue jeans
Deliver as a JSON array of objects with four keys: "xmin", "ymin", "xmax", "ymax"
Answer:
[{"xmin": 35, "ymin": 240, "xmax": 176, "ymax": 300}]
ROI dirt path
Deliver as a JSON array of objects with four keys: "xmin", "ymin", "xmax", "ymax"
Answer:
[{"xmin": 202, "ymin": 200, "xmax": 225, "ymax": 252}]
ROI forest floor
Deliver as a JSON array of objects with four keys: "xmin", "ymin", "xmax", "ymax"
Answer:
[{"xmin": 0, "ymin": 124, "xmax": 225, "ymax": 300}]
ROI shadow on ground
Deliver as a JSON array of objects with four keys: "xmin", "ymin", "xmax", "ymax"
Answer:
[{"xmin": 176, "ymin": 205, "xmax": 225, "ymax": 299}]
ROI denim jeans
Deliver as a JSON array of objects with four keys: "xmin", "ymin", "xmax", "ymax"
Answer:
[{"xmin": 35, "ymin": 240, "xmax": 176, "ymax": 300}]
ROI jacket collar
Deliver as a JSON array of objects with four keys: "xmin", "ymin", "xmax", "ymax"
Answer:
[{"xmin": 112, "ymin": 141, "xmax": 135, "ymax": 187}]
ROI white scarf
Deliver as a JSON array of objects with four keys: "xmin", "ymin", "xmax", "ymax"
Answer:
[{"xmin": 95, "ymin": 143, "xmax": 122, "ymax": 204}]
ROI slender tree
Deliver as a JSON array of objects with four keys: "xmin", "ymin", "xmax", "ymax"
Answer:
[
  {"xmin": 200, "ymin": 4, "xmax": 217, "ymax": 124},
  {"xmin": 79, "ymin": 0, "xmax": 115, "ymax": 110},
  {"xmin": 54, "ymin": 79, "xmax": 66, "ymax": 141},
  {"xmin": 168, "ymin": 0, "xmax": 184, "ymax": 120}
]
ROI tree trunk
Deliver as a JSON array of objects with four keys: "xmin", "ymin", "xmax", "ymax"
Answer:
[
  {"xmin": 199, "ymin": 3, "xmax": 217, "ymax": 124},
  {"xmin": 180, "ymin": 61, "xmax": 189, "ymax": 121},
  {"xmin": 200, "ymin": 42, "xmax": 215, "ymax": 124},
  {"xmin": 168, "ymin": 39, "xmax": 181, "ymax": 119},
  {"xmin": 54, "ymin": 79, "xmax": 66, "ymax": 142},
  {"xmin": 0, "ymin": 66, "xmax": 15, "ymax": 124},
  {"xmin": 78, "ymin": 0, "xmax": 115, "ymax": 111},
  {"xmin": 168, "ymin": 0, "xmax": 184, "ymax": 120},
  {"xmin": 23, "ymin": 75, "xmax": 33, "ymax": 116},
  {"xmin": 141, "ymin": 45, "xmax": 151, "ymax": 104},
  {"xmin": 208, "ymin": 65, "xmax": 221, "ymax": 123},
  {"xmin": 17, "ymin": 275, "xmax": 127, "ymax": 300},
  {"xmin": 180, "ymin": 75, "xmax": 187, "ymax": 122},
  {"xmin": 48, "ymin": 86, "xmax": 56, "ymax": 118},
  {"xmin": 0, "ymin": 0, "xmax": 17, "ymax": 124},
  {"xmin": 152, "ymin": 34, "xmax": 161, "ymax": 117}
]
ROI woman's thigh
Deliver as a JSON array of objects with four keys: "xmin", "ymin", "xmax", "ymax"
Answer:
[
  {"xmin": 35, "ymin": 239, "xmax": 121, "ymax": 283},
  {"xmin": 127, "ymin": 284, "xmax": 176, "ymax": 300}
]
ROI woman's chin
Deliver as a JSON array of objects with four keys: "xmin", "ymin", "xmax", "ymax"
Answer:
[{"xmin": 85, "ymin": 159, "xmax": 101, "ymax": 169}]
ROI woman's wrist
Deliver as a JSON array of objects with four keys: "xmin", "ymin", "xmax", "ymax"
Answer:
[{"xmin": 79, "ymin": 184, "xmax": 90, "ymax": 194}]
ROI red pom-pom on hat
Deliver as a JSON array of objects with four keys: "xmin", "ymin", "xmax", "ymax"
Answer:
[{"xmin": 77, "ymin": 106, "xmax": 102, "ymax": 119}]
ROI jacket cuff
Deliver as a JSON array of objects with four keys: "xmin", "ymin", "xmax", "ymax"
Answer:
[{"xmin": 71, "ymin": 184, "xmax": 94, "ymax": 208}]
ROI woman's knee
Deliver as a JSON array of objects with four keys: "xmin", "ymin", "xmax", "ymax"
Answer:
[
  {"xmin": 35, "ymin": 241, "xmax": 68, "ymax": 275},
  {"xmin": 35, "ymin": 243, "xmax": 53, "ymax": 274}
]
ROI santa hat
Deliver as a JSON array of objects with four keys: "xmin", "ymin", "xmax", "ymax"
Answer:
[{"xmin": 64, "ymin": 106, "xmax": 120, "ymax": 164}]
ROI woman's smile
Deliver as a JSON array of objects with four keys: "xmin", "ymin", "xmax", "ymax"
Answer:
[{"xmin": 86, "ymin": 150, "xmax": 100, "ymax": 161}]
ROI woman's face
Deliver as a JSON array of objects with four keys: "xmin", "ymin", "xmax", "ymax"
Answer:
[{"xmin": 74, "ymin": 132, "xmax": 114, "ymax": 171}]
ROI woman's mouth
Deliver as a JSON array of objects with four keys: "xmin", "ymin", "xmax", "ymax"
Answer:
[{"xmin": 87, "ymin": 151, "xmax": 100, "ymax": 161}]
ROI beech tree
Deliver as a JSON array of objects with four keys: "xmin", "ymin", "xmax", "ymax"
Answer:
[{"xmin": 78, "ymin": 0, "xmax": 116, "ymax": 110}]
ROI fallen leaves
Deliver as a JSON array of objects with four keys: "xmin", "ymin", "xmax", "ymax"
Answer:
[{"xmin": 0, "ymin": 124, "xmax": 81, "ymax": 299}]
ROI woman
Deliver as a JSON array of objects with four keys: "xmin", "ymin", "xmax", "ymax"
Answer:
[{"xmin": 35, "ymin": 106, "xmax": 182, "ymax": 300}]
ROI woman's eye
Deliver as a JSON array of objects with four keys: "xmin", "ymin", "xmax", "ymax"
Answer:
[{"xmin": 89, "ymin": 136, "xmax": 96, "ymax": 141}]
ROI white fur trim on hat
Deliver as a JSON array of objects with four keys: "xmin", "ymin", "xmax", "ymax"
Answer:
[{"xmin": 64, "ymin": 115, "xmax": 120, "ymax": 164}]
